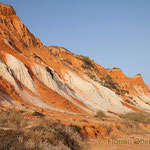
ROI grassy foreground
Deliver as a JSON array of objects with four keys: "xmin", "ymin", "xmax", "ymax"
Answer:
[{"xmin": 0, "ymin": 110, "xmax": 87, "ymax": 150}]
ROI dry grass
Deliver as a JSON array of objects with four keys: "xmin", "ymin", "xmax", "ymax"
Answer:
[
  {"xmin": 119, "ymin": 120, "xmax": 150, "ymax": 135},
  {"xmin": 95, "ymin": 110, "xmax": 107, "ymax": 119},
  {"xmin": 0, "ymin": 110, "xmax": 88, "ymax": 150},
  {"xmin": 117, "ymin": 112, "xmax": 150, "ymax": 135},
  {"xmin": 119, "ymin": 112, "xmax": 150, "ymax": 124},
  {"xmin": 0, "ymin": 109, "xmax": 27, "ymax": 129}
]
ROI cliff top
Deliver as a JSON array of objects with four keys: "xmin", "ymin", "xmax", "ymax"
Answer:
[{"xmin": 0, "ymin": 2, "xmax": 16, "ymax": 16}]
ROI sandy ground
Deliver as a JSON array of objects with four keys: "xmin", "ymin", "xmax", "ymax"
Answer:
[{"xmin": 88, "ymin": 135, "xmax": 150, "ymax": 150}]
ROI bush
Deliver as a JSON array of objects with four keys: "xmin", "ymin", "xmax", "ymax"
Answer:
[
  {"xmin": 101, "ymin": 124, "xmax": 113, "ymax": 135},
  {"xmin": 103, "ymin": 75, "xmax": 118, "ymax": 90},
  {"xmin": 78, "ymin": 56, "xmax": 94, "ymax": 69},
  {"xmin": 85, "ymin": 72, "xmax": 96, "ymax": 80},
  {"xmin": 119, "ymin": 120, "xmax": 149, "ymax": 135},
  {"xmin": 120, "ymin": 89, "xmax": 129, "ymax": 95},
  {"xmin": 63, "ymin": 59, "xmax": 72, "ymax": 65},
  {"xmin": 119, "ymin": 112, "xmax": 150, "ymax": 124},
  {"xmin": 125, "ymin": 99, "xmax": 135, "ymax": 105},
  {"xmin": 32, "ymin": 111, "xmax": 45, "ymax": 117},
  {"xmin": 0, "ymin": 109, "xmax": 27, "ymax": 129},
  {"xmin": 101, "ymin": 75, "xmax": 121, "ymax": 94},
  {"xmin": 95, "ymin": 110, "xmax": 107, "ymax": 119},
  {"xmin": 69, "ymin": 124, "xmax": 82, "ymax": 133},
  {"xmin": 0, "ymin": 129, "xmax": 26, "ymax": 150},
  {"xmin": 0, "ymin": 111, "xmax": 87, "ymax": 150}
]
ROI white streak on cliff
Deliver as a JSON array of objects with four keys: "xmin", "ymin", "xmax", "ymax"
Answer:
[
  {"xmin": 32, "ymin": 64, "xmax": 93, "ymax": 114},
  {"xmin": 5, "ymin": 53, "xmax": 37, "ymax": 94},
  {"xmin": 63, "ymin": 70, "xmax": 131, "ymax": 113}
]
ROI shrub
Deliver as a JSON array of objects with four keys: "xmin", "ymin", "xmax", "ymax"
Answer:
[
  {"xmin": 101, "ymin": 124, "xmax": 113, "ymax": 135},
  {"xmin": 95, "ymin": 110, "xmax": 107, "ymax": 119},
  {"xmin": 69, "ymin": 124, "xmax": 82, "ymax": 133},
  {"xmin": 63, "ymin": 59, "xmax": 72, "ymax": 65},
  {"xmin": 120, "ymin": 89, "xmax": 129, "ymax": 95},
  {"xmin": 119, "ymin": 120, "xmax": 149, "ymax": 135},
  {"xmin": 100, "ymin": 75, "xmax": 127, "ymax": 96},
  {"xmin": 78, "ymin": 56, "xmax": 94, "ymax": 69},
  {"xmin": 125, "ymin": 99, "xmax": 135, "ymax": 105},
  {"xmin": 81, "ymin": 64, "xmax": 89, "ymax": 69},
  {"xmin": 0, "ymin": 111, "xmax": 87, "ymax": 150},
  {"xmin": 26, "ymin": 121, "xmax": 87, "ymax": 150},
  {"xmin": 33, "ymin": 54, "xmax": 43, "ymax": 61},
  {"xmin": 32, "ymin": 111, "xmax": 45, "ymax": 117},
  {"xmin": 0, "ymin": 110, "xmax": 27, "ymax": 129},
  {"xmin": 85, "ymin": 72, "xmax": 96, "ymax": 80},
  {"xmin": 0, "ymin": 129, "xmax": 26, "ymax": 150},
  {"xmin": 80, "ymin": 120, "xmax": 88, "ymax": 123},
  {"xmin": 102, "ymin": 75, "xmax": 119, "ymax": 91},
  {"xmin": 119, "ymin": 112, "xmax": 150, "ymax": 124},
  {"xmin": 107, "ymin": 127, "xmax": 113, "ymax": 135}
]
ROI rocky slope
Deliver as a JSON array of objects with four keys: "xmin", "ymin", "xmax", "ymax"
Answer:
[{"xmin": 0, "ymin": 2, "xmax": 150, "ymax": 139}]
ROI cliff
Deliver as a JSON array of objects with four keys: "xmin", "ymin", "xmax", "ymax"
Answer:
[{"xmin": 0, "ymin": 2, "xmax": 150, "ymax": 139}]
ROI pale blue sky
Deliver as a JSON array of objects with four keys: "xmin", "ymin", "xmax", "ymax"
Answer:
[{"xmin": 1, "ymin": 0, "xmax": 150, "ymax": 86}]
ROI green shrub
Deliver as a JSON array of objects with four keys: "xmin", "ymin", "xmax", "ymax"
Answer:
[
  {"xmin": 102, "ymin": 75, "xmax": 120, "ymax": 94},
  {"xmin": 85, "ymin": 72, "xmax": 96, "ymax": 80},
  {"xmin": 81, "ymin": 64, "xmax": 89, "ymax": 69},
  {"xmin": 63, "ymin": 59, "xmax": 72, "ymax": 65},
  {"xmin": 69, "ymin": 124, "xmax": 82, "ymax": 133},
  {"xmin": 78, "ymin": 55, "xmax": 94, "ymax": 69}
]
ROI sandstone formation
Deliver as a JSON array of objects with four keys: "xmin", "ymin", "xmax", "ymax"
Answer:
[{"xmin": 0, "ymin": 2, "xmax": 150, "ymax": 139}]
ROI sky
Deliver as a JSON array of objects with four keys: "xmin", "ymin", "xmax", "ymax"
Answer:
[{"xmin": 1, "ymin": 0, "xmax": 150, "ymax": 87}]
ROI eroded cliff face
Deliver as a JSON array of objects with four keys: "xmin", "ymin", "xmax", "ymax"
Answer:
[
  {"xmin": 0, "ymin": 2, "xmax": 150, "ymax": 120},
  {"xmin": 0, "ymin": 3, "xmax": 16, "ymax": 16}
]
